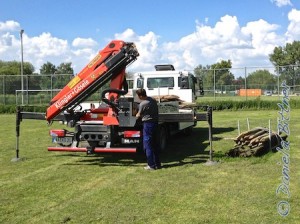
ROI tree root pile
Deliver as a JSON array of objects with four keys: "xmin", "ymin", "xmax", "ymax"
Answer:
[
  {"xmin": 226, "ymin": 127, "xmax": 287, "ymax": 157},
  {"xmin": 152, "ymin": 95, "xmax": 197, "ymax": 109},
  {"xmin": 152, "ymin": 95, "xmax": 183, "ymax": 102}
]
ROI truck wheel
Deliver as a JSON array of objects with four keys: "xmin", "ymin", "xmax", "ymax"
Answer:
[
  {"xmin": 158, "ymin": 126, "xmax": 168, "ymax": 151},
  {"xmin": 183, "ymin": 126, "xmax": 193, "ymax": 136}
]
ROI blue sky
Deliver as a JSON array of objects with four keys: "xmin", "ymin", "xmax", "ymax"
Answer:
[{"xmin": 0, "ymin": 0, "xmax": 299, "ymax": 74}]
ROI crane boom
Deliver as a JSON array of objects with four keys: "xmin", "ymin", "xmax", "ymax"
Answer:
[{"xmin": 46, "ymin": 40, "xmax": 139, "ymax": 122}]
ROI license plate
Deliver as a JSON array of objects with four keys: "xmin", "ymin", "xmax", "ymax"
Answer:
[{"xmin": 53, "ymin": 136, "xmax": 73, "ymax": 144}]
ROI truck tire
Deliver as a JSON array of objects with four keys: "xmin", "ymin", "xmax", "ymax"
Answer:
[
  {"xmin": 183, "ymin": 126, "xmax": 193, "ymax": 136},
  {"xmin": 158, "ymin": 125, "xmax": 168, "ymax": 151}
]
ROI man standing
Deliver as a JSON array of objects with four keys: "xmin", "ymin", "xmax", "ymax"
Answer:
[{"xmin": 135, "ymin": 88, "xmax": 161, "ymax": 170}]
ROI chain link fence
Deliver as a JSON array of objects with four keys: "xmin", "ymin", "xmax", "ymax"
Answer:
[
  {"xmin": 0, "ymin": 74, "xmax": 72, "ymax": 105},
  {"xmin": 194, "ymin": 65, "xmax": 300, "ymax": 98},
  {"xmin": 0, "ymin": 74, "xmax": 106, "ymax": 105},
  {"xmin": 0, "ymin": 65, "xmax": 299, "ymax": 105}
]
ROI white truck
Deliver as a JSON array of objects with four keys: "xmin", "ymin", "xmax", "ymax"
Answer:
[
  {"xmin": 75, "ymin": 64, "xmax": 204, "ymax": 152},
  {"xmin": 127, "ymin": 64, "xmax": 204, "ymax": 150}
]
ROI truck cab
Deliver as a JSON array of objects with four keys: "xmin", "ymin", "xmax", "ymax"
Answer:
[{"xmin": 131, "ymin": 64, "xmax": 201, "ymax": 103}]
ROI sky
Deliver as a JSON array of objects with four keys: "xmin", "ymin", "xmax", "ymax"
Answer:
[{"xmin": 0, "ymin": 0, "xmax": 300, "ymax": 74}]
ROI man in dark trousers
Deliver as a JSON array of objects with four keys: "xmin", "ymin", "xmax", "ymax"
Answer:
[{"xmin": 135, "ymin": 88, "xmax": 161, "ymax": 170}]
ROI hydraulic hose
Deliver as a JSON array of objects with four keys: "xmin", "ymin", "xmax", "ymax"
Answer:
[{"xmin": 101, "ymin": 77, "xmax": 129, "ymax": 110}]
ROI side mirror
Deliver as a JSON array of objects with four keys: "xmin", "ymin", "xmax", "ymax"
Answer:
[{"xmin": 180, "ymin": 77, "xmax": 189, "ymax": 89}]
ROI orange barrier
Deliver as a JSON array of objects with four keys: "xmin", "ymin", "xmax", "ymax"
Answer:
[{"xmin": 238, "ymin": 89, "xmax": 262, "ymax": 97}]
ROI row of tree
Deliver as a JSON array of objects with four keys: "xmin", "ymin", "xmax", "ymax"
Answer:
[
  {"xmin": 0, "ymin": 61, "xmax": 74, "ymax": 76},
  {"xmin": 0, "ymin": 61, "xmax": 74, "ymax": 94},
  {"xmin": 1, "ymin": 41, "xmax": 300, "ymax": 94},
  {"xmin": 194, "ymin": 60, "xmax": 279, "ymax": 91},
  {"xmin": 194, "ymin": 41, "xmax": 300, "ymax": 90}
]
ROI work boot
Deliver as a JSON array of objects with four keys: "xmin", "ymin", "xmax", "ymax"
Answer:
[{"xmin": 155, "ymin": 164, "xmax": 162, "ymax": 169}]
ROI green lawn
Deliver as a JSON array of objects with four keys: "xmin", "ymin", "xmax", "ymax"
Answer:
[{"xmin": 0, "ymin": 109, "xmax": 299, "ymax": 223}]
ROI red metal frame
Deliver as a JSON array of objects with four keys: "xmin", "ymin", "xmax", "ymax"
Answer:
[
  {"xmin": 45, "ymin": 40, "xmax": 140, "ymax": 154},
  {"xmin": 124, "ymin": 130, "xmax": 141, "ymax": 138},
  {"xmin": 46, "ymin": 40, "xmax": 132, "ymax": 122},
  {"xmin": 49, "ymin": 129, "xmax": 66, "ymax": 137}
]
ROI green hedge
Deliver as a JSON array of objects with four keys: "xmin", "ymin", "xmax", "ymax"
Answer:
[
  {"xmin": 1, "ymin": 98, "xmax": 300, "ymax": 113},
  {"xmin": 197, "ymin": 99, "xmax": 300, "ymax": 111},
  {"xmin": 0, "ymin": 105, "xmax": 48, "ymax": 114}
]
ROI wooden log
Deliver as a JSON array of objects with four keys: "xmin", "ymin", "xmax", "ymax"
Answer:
[
  {"xmin": 252, "ymin": 145, "xmax": 267, "ymax": 156},
  {"xmin": 235, "ymin": 127, "xmax": 264, "ymax": 142},
  {"xmin": 248, "ymin": 132, "xmax": 269, "ymax": 147},
  {"xmin": 229, "ymin": 129, "xmax": 288, "ymax": 158},
  {"xmin": 248, "ymin": 128, "xmax": 268, "ymax": 140}
]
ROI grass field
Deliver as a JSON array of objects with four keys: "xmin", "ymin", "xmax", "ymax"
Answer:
[{"xmin": 1, "ymin": 109, "xmax": 300, "ymax": 223}]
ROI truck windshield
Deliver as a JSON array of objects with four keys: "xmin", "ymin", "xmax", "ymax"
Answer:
[{"xmin": 147, "ymin": 77, "xmax": 174, "ymax": 88}]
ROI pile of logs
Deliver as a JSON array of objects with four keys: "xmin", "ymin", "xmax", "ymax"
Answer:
[{"xmin": 227, "ymin": 127, "xmax": 287, "ymax": 157}]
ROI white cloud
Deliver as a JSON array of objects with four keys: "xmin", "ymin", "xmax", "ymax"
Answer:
[
  {"xmin": 114, "ymin": 28, "xmax": 137, "ymax": 41},
  {"xmin": 22, "ymin": 32, "xmax": 72, "ymax": 70},
  {"xmin": 285, "ymin": 8, "xmax": 300, "ymax": 41},
  {"xmin": 29, "ymin": 32, "xmax": 68, "ymax": 57},
  {"xmin": 160, "ymin": 15, "xmax": 278, "ymax": 70},
  {"xmin": 1, "ymin": 10, "xmax": 300, "ymax": 75},
  {"xmin": 114, "ymin": 29, "xmax": 162, "ymax": 71},
  {"xmin": 72, "ymin": 37, "xmax": 98, "ymax": 48},
  {"xmin": 0, "ymin": 32, "xmax": 13, "ymax": 46},
  {"xmin": 0, "ymin": 20, "xmax": 20, "ymax": 32},
  {"xmin": 71, "ymin": 38, "xmax": 99, "ymax": 72},
  {"xmin": 241, "ymin": 19, "xmax": 281, "ymax": 52},
  {"xmin": 71, "ymin": 48, "xmax": 98, "ymax": 73},
  {"xmin": 0, "ymin": 21, "xmax": 21, "ymax": 59},
  {"xmin": 271, "ymin": 0, "xmax": 292, "ymax": 7},
  {"xmin": 0, "ymin": 23, "xmax": 99, "ymax": 73}
]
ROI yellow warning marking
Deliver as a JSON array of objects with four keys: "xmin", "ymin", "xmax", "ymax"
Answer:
[{"xmin": 67, "ymin": 76, "xmax": 81, "ymax": 88}]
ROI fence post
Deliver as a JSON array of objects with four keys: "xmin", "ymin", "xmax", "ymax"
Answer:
[
  {"xmin": 277, "ymin": 66, "xmax": 280, "ymax": 100},
  {"xmin": 11, "ymin": 107, "xmax": 22, "ymax": 162},
  {"xmin": 51, "ymin": 74, "xmax": 53, "ymax": 99},
  {"xmin": 247, "ymin": 118, "xmax": 250, "ymax": 131},
  {"xmin": 205, "ymin": 106, "xmax": 218, "ymax": 166},
  {"xmin": 3, "ymin": 75, "xmax": 5, "ymax": 105},
  {"xmin": 244, "ymin": 67, "xmax": 247, "ymax": 101},
  {"xmin": 26, "ymin": 75, "xmax": 29, "ymax": 105},
  {"xmin": 213, "ymin": 69, "xmax": 216, "ymax": 100},
  {"xmin": 269, "ymin": 119, "xmax": 271, "ymax": 151}
]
